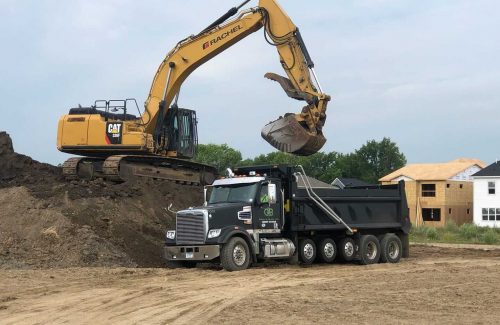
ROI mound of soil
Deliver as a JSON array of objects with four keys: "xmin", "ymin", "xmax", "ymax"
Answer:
[
  {"xmin": 0, "ymin": 132, "xmax": 203, "ymax": 269},
  {"xmin": 0, "ymin": 131, "xmax": 60, "ymax": 185}
]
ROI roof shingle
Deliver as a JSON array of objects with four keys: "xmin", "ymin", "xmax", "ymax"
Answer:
[{"xmin": 472, "ymin": 161, "xmax": 500, "ymax": 177}]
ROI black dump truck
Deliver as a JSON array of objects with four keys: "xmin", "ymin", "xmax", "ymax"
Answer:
[{"xmin": 164, "ymin": 165, "xmax": 411, "ymax": 271}]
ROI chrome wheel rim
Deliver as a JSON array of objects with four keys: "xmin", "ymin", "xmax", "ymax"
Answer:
[
  {"xmin": 366, "ymin": 242, "xmax": 377, "ymax": 260},
  {"xmin": 324, "ymin": 242, "xmax": 335, "ymax": 259},
  {"xmin": 344, "ymin": 242, "xmax": 354, "ymax": 257},
  {"xmin": 388, "ymin": 241, "xmax": 399, "ymax": 259},
  {"xmin": 233, "ymin": 244, "xmax": 247, "ymax": 266},
  {"xmin": 303, "ymin": 243, "xmax": 314, "ymax": 260}
]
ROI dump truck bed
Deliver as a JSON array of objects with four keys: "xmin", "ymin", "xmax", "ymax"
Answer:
[{"xmin": 291, "ymin": 182, "xmax": 410, "ymax": 233}]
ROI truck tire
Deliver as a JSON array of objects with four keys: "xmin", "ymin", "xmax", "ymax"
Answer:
[
  {"xmin": 166, "ymin": 261, "xmax": 197, "ymax": 269},
  {"xmin": 299, "ymin": 239, "xmax": 316, "ymax": 265},
  {"xmin": 220, "ymin": 237, "xmax": 251, "ymax": 271},
  {"xmin": 359, "ymin": 235, "xmax": 381, "ymax": 265},
  {"xmin": 338, "ymin": 237, "xmax": 356, "ymax": 262},
  {"xmin": 318, "ymin": 238, "xmax": 337, "ymax": 263},
  {"xmin": 380, "ymin": 234, "xmax": 402, "ymax": 263}
]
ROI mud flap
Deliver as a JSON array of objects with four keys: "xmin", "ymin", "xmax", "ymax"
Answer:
[{"xmin": 261, "ymin": 115, "xmax": 326, "ymax": 156}]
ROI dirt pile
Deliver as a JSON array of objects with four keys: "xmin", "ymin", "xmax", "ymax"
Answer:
[
  {"xmin": 0, "ymin": 131, "xmax": 60, "ymax": 186},
  {"xmin": 0, "ymin": 132, "xmax": 203, "ymax": 269}
]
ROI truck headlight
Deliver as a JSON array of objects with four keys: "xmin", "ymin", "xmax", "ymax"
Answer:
[
  {"xmin": 166, "ymin": 230, "xmax": 176, "ymax": 240},
  {"xmin": 207, "ymin": 229, "xmax": 221, "ymax": 239}
]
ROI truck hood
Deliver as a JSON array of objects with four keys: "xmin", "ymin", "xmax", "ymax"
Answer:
[{"xmin": 199, "ymin": 202, "xmax": 252, "ymax": 229}]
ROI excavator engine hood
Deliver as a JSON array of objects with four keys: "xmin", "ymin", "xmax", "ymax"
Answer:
[{"xmin": 261, "ymin": 115, "xmax": 326, "ymax": 156}]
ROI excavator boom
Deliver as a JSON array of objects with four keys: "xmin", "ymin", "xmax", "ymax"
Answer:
[{"xmin": 144, "ymin": 0, "xmax": 330, "ymax": 155}]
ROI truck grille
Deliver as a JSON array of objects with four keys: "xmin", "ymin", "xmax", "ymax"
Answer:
[{"xmin": 176, "ymin": 211, "xmax": 206, "ymax": 244}]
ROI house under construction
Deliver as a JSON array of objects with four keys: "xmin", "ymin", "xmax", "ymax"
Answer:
[{"xmin": 380, "ymin": 158, "xmax": 485, "ymax": 227}]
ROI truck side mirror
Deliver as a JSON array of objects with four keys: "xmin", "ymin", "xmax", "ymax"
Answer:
[{"xmin": 268, "ymin": 183, "xmax": 277, "ymax": 204}]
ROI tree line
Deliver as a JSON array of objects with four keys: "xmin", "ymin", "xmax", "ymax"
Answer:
[{"xmin": 195, "ymin": 137, "xmax": 407, "ymax": 184}]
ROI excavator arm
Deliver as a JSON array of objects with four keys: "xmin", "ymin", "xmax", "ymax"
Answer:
[{"xmin": 143, "ymin": 0, "xmax": 330, "ymax": 156}]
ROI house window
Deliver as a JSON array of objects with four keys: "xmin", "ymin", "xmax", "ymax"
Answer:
[
  {"xmin": 488, "ymin": 182, "xmax": 496, "ymax": 194},
  {"xmin": 467, "ymin": 209, "xmax": 470, "ymax": 214},
  {"xmin": 449, "ymin": 208, "xmax": 452, "ymax": 214},
  {"xmin": 422, "ymin": 208, "xmax": 441, "ymax": 221},
  {"xmin": 422, "ymin": 184, "xmax": 436, "ymax": 197},
  {"xmin": 460, "ymin": 184, "xmax": 463, "ymax": 189},
  {"xmin": 447, "ymin": 184, "xmax": 450, "ymax": 188},
  {"xmin": 482, "ymin": 208, "xmax": 500, "ymax": 221}
]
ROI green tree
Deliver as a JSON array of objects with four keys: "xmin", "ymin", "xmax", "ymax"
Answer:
[
  {"xmin": 195, "ymin": 144, "xmax": 242, "ymax": 173},
  {"xmin": 345, "ymin": 137, "xmax": 407, "ymax": 183},
  {"xmin": 242, "ymin": 151, "xmax": 342, "ymax": 183},
  {"xmin": 195, "ymin": 138, "xmax": 406, "ymax": 184}
]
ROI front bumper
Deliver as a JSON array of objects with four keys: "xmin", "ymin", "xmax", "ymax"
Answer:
[{"xmin": 164, "ymin": 244, "xmax": 220, "ymax": 261}]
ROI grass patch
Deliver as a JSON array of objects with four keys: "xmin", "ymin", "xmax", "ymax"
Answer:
[{"xmin": 410, "ymin": 222, "xmax": 500, "ymax": 245}]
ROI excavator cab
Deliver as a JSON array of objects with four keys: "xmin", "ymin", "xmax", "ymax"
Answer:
[{"xmin": 164, "ymin": 107, "xmax": 198, "ymax": 159}]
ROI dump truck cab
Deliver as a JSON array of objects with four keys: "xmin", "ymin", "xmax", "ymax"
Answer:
[{"xmin": 164, "ymin": 173, "xmax": 289, "ymax": 269}]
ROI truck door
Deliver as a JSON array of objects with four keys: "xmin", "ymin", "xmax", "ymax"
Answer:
[{"xmin": 254, "ymin": 182, "xmax": 283, "ymax": 231}]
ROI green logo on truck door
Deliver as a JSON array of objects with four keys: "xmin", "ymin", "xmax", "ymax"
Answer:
[{"xmin": 264, "ymin": 208, "xmax": 274, "ymax": 217}]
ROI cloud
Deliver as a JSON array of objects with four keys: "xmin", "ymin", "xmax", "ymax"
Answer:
[{"xmin": 1, "ymin": 0, "xmax": 499, "ymax": 165}]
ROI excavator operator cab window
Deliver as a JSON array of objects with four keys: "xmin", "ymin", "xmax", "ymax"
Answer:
[{"xmin": 166, "ymin": 108, "xmax": 198, "ymax": 159}]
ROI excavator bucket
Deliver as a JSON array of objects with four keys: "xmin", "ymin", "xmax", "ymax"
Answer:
[{"xmin": 261, "ymin": 115, "xmax": 326, "ymax": 156}]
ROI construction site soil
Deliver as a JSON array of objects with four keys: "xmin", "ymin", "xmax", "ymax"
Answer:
[
  {"xmin": 2, "ymin": 131, "xmax": 500, "ymax": 324},
  {"xmin": 0, "ymin": 131, "xmax": 202, "ymax": 269}
]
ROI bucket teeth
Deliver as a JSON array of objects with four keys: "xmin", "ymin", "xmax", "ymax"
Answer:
[{"xmin": 261, "ymin": 115, "xmax": 326, "ymax": 156}]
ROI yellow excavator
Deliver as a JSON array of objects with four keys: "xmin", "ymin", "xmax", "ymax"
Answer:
[{"xmin": 57, "ymin": 0, "xmax": 330, "ymax": 184}]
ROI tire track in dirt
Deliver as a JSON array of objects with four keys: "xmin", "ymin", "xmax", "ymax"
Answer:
[{"xmin": 1, "ymin": 249, "xmax": 500, "ymax": 324}]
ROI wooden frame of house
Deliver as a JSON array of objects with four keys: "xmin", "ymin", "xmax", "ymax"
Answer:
[{"xmin": 379, "ymin": 158, "xmax": 485, "ymax": 227}]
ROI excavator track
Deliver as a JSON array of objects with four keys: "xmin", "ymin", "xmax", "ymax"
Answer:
[
  {"xmin": 63, "ymin": 155, "xmax": 217, "ymax": 185},
  {"xmin": 62, "ymin": 157, "xmax": 105, "ymax": 180}
]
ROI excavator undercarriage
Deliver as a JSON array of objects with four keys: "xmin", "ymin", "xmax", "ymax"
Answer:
[{"xmin": 62, "ymin": 156, "xmax": 216, "ymax": 185}]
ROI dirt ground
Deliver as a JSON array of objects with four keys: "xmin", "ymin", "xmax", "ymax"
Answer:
[
  {"xmin": 0, "ymin": 245, "xmax": 499, "ymax": 325},
  {"xmin": 0, "ymin": 131, "xmax": 203, "ymax": 269},
  {"xmin": 2, "ymin": 132, "xmax": 500, "ymax": 324}
]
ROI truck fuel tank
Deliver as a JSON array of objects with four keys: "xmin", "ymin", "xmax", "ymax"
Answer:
[{"xmin": 262, "ymin": 238, "xmax": 296, "ymax": 258}]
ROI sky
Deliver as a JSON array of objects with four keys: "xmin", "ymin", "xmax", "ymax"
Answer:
[{"xmin": 1, "ymin": 0, "xmax": 499, "ymax": 166}]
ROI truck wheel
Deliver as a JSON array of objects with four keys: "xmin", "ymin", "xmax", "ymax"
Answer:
[
  {"xmin": 359, "ymin": 235, "xmax": 381, "ymax": 265},
  {"xmin": 221, "ymin": 237, "xmax": 251, "ymax": 271},
  {"xmin": 299, "ymin": 239, "xmax": 316, "ymax": 265},
  {"xmin": 338, "ymin": 237, "xmax": 356, "ymax": 262},
  {"xmin": 380, "ymin": 234, "xmax": 402, "ymax": 263},
  {"xmin": 318, "ymin": 238, "xmax": 337, "ymax": 263}
]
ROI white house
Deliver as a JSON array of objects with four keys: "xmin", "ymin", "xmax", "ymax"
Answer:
[{"xmin": 472, "ymin": 161, "xmax": 500, "ymax": 227}]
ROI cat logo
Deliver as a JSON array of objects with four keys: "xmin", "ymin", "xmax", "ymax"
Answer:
[{"xmin": 105, "ymin": 122, "xmax": 123, "ymax": 144}]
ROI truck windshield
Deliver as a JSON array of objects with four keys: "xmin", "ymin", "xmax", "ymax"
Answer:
[{"xmin": 209, "ymin": 183, "xmax": 258, "ymax": 204}]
